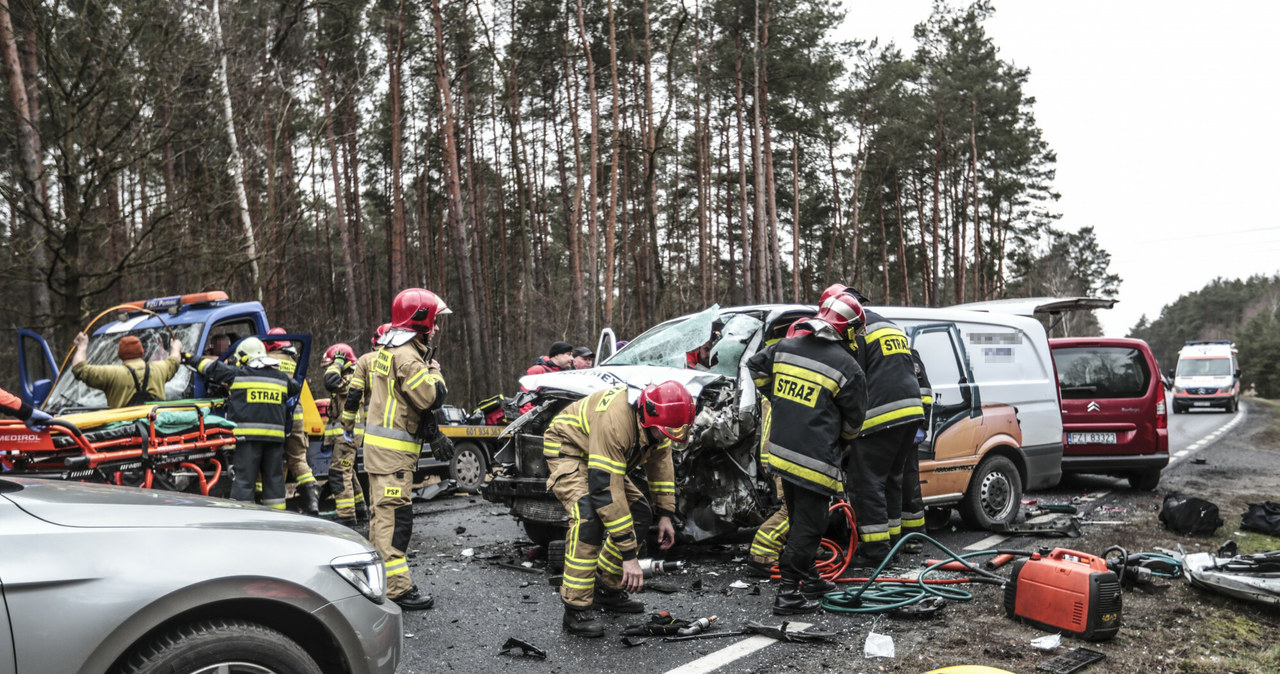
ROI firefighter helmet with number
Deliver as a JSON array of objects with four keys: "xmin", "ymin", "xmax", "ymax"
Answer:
[
  {"xmin": 322, "ymin": 343, "xmax": 356, "ymax": 367},
  {"xmin": 235, "ymin": 337, "xmax": 268, "ymax": 366},
  {"xmin": 391, "ymin": 288, "xmax": 451, "ymax": 334},
  {"xmin": 815, "ymin": 292, "xmax": 866, "ymax": 341},
  {"xmin": 372, "ymin": 323, "xmax": 392, "ymax": 346},
  {"xmin": 638, "ymin": 381, "xmax": 696, "ymax": 443}
]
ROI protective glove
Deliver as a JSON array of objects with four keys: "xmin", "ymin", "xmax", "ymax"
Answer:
[
  {"xmin": 914, "ymin": 428, "xmax": 926, "ymax": 444},
  {"xmin": 430, "ymin": 434, "xmax": 456, "ymax": 462},
  {"xmin": 342, "ymin": 430, "xmax": 355, "ymax": 444},
  {"xmin": 24, "ymin": 408, "xmax": 53, "ymax": 433}
]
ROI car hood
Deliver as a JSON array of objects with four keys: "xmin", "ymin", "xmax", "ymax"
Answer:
[
  {"xmin": 0, "ymin": 477, "xmax": 363, "ymax": 537},
  {"xmin": 519, "ymin": 365, "xmax": 728, "ymax": 400}
]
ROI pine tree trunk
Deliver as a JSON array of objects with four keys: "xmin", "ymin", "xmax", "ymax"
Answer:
[
  {"xmin": 733, "ymin": 33, "xmax": 752, "ymax": 304},
  {"xmin": 387, "ymin": 0, "xmax": 407, "ymax": 289},
  {"xmin": 792, "ymin": 141, "xmax": 800, "ymax": 301},
  {"xmin": 750, "ymin": 2, "xmax": 767, "ymax": 302},
  {"xmin": 319, "ymin": 62, "xmax": 360, "ymax": 328},
  {"xmin": 560, "ymin": 32, "xmax": 586, "ymax": 333},
  {"xmin": 573, "ymin": 0, "xmax": 601, "ymax": 326},
  {"xmin": 895, "ymin": 170, "xmax": 910, "ymax": 305},
  {"xmin": 603, "ymin": 0, "xmax": 622, "ymax": 325}
]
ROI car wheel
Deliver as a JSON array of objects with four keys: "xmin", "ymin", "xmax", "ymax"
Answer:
[
  {"xmin": 523, "ymin": 520, "xmax": 567, "ymax": 548},
  {"xmin": 1227, "ymin": 398, "xmax": 1238, "ymax": 413},
  {"xmin": 449, "ymin": 441, "xmax": 488, "ymax": 494},
  {"xmin": 960, "ymin": 455, "xmax": 1023, "ymax": 530},
  {"xmin": 1128, "ymin": 470, "xmax": 1161, "ymax": 491},
  {"xmin": 117, "ymin": 619, "xmax": 321, "ymax": 674}
]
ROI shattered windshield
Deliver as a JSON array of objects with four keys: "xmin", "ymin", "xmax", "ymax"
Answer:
[
  {"xmin": 605, "ymin": 306, "xmax": 763, "ymax": 378},
  {"xmin": 44, "ymin": 323, "xmax": 204, "ymax": 414}
]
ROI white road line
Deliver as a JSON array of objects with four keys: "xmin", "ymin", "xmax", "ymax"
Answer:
[
  {"xmin": 1169, "ymin": 405, "xmax": 1247, "ymax": 467},
  {"xmin": 664, "ymin": 622, "xmax": 813, "ymax": 674},
  {"xmin": 965, "ymin": 534, "xmax": 1009, "ymax": 551}
]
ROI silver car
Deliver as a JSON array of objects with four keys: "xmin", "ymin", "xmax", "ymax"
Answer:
[{"xmin": 0, "ymin": 477, "xmax": 400, "ymax": 674}]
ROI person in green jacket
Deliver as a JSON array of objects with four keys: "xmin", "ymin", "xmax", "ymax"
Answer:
[{"xmin": 71, "ymin": 332, "xmax": 182, "ymax": 408}]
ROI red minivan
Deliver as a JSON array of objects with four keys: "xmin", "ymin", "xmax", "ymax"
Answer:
[{"xmin": 1049, "ymin": 337, "xmax": 1168, "ymax": 490}]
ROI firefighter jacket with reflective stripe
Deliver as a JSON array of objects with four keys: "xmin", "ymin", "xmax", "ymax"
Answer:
[
  {"xmin": 855, "ymin": 310, "xmax": 924, "ymax": 435},
  {"xmin": 363, "ymin": 339, "xmax": 446, "ymax": 474},
  {"xmin": 192, "ymin": 357, "xmax": 299, "ymax": 440},
  {"xmin": 748, "ymin": 332, "xmax": 867, "ymax": 496},
  {"xmin": 72, "ymin": 357, "xmax": 180, "ymax": 409},
  {"xmin": 0, "ymin": 386, "xmax": 33, "ymax": 421},
  {"xmin": 341, "ymin": 351, "xmax": 376, "ymax": 434},
  {"xmin": 910, "ymin": 348, "xmax": 932, "ymax": 420},
  {"xmin": 543, "ymin": 386, "xmax": 676, "ymax": 559},
  {"xmin": 324, "ymin": 361, "xmax": 354, "ymax": 424}
]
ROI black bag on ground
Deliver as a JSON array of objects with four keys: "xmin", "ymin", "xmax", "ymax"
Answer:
[
  {"xmin": 1240, "ymin": 501, "xmax": 1280, "ymax": 536},
  {"xmin": 1159, "ymin": 492, "xmax": 1224, "ymax": 536}
]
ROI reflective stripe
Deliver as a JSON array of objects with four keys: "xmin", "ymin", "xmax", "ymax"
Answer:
[
  {"xmin": 768, "ymin": 443, "xmax": 842, "ymax": 483},
  {"xmin": 406, "ymin": 369, "xmax": 441, "ymax": 391},
  {"xmin": 364, "ymin": 425, "xmax": 421, "ymax": 453},
  {"xmin": 234, "ymin": 422, "xmax": 286, "ymax": 439},
  {"xmin": 588, "ymin": 455, "xmax": 626, "ymax": 474},
  {"xmin": 336, "ymin": 497, "xmax": 356, "ymax": 508},
  {"xmin": 841, "ymin": 420, "xmax": 862, "ymax": 439},
  {"xmin": 232, "ymin": 376, "xmax": 289, "ymax": 389},
  {"xmin": 773, "ymin": 351, "xmax": 847, "ymax": 391},
  {"xmin": 295, "ymin": 472, "xmax": 316, "ymax": 485},
  {"xmin": 604, "ymin": 514, "xmax": 633, "ymax": 533},
  {"xmin": 921, "ymin": 396, "xmax": 934, "ymax": 405},
  {"xmin": 860, "ymin": 530, "xmax": 891, "ymax": 542},
  {"xmin": 650, "ymin": 480, "xmax": 675, "ymax": 494},
  {"xmin": 385, "ymin": 558, "xmax": 409, "ymax": 577},
  {"xmin": 862, "ymin": 401, "xmax": 925, "ymax": 430},
  {"xmin": 564, "ymin": 554, "xmax": 597, "ymax": 572},
  {"xmin": 561, "ymin": 575, "xmax": 596, "ymax": 590}
]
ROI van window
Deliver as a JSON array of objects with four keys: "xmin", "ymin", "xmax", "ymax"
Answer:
[
  {"xmin": 1053, "ymin": 347, "xmax": 1150, "ymax": 399},
  {"xmin": 1176, "ymin": 358, "xmax": 1232, "ymax": 377}
]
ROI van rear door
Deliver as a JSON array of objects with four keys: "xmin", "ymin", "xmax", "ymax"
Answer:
[{"xmin": 1052, "ymin": 342, "xmax": 1158, "ymax": 458}]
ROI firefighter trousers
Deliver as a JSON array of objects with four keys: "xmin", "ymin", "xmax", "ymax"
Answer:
[
  {"xmin": 232, "ymin": 440, "xmax": 286, "ymax": 509},
  {"xmin": 369, "ymin": 465, "xmax": 416, "ymax": 600},
  {"xmin": 895, "ymin": 431, "xmax": 926, "ymax": 543},
  {"xmin": 547, "ymin": 456, "xmax": 653, "ymax": 608},
  {"xmin": 777, "ymin": 480, "xmax": 828, "ymax": 584},
  {"xmin": 285, "ymin": 406, "xmax": 314, "ymax": 487},
  {"xmin": 846, "ymin": 423, "xmax": 919, "ymax": 560},
  {"xmin": 328, "ymin": 436, "xmax": 365, "ymax": 519},
  {"xmin": 749, "ymin": 475, "xmax": 789, "ymax": 565}
]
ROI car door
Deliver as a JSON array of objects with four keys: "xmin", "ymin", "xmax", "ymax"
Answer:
[
  {"xmin": 15, "ymin": 329, "xmax": 59, "ymax": 407},
  {"xmin": 906, "ymin": 323, "xmax": 978, "ymax": 461}
]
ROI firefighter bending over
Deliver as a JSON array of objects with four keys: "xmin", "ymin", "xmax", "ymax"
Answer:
[
  {"xmin": 547, "ymin": 381, "xmax": 694, "ymax": 638},
  {"xmin": 747, "ymin": 292, "xmax": 867, "ymax": 615}
]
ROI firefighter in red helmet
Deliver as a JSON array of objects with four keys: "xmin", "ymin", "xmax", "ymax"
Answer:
[
  {"xmin": 545, "ymin": 380, "xmax": 692, "ymax": 637},
  {"xmin": 362, "ymin": 289, "xmax": 452, "ymax": 611},
  {"xmin": 338, "ymin": 325, "xmax": 393, "ymax": 524}
]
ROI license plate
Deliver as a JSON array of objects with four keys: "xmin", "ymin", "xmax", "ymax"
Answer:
[
  {"xmin": 1068, "ymin": 432, "xmax": 1117, "ymax": 445},
  {"xmin": 1193, "ymin": 401, "xmax": 1210, "ymax": 407}
]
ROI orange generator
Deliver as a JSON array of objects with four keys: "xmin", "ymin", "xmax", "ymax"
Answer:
[{"xmin": 1003, "ymin": 547, "xmax": 1122, "ymax": 641}]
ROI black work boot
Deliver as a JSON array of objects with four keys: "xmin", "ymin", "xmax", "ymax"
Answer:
[
  {"xmin": 744, "ymin": 559, "xmax": 775, "ymax": 578},
  {"xmin": 800, "ymin": 575, "xmax": 837, "ymax": 600},
  {"xmin": 336, "ymin": 514, "xmax": 358, "ymax": 528},
  {"xmin": 593, "ymin": 586, "xmax": 645, "ymax": 613},
  {"xmin": 355, "ymin": 502, "xmax": 369, "ymax": 522},
  {"xmin": 301, "ymin": 483, "xmax": 320, "ymax": 516},
  {"xmin": 773, "ymin": 582, "xmax": 821, "ymax": 615},
  {"xmin": 563, "ymin": 605, "xmax": 605, "ymax": 638},
  {"xmin": 392, "ymin": 585, "xmax": 434, "ymax": 611}
]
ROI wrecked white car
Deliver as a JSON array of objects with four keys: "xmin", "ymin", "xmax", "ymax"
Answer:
[{"xmin": 484, "ymin": 303, "xmax": 1041, "ymax": 545}]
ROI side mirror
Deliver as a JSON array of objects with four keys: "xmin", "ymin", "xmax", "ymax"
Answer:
[{"xmin": 1235, "ymin": 369, "xmax": 1242, "ymax": 379}]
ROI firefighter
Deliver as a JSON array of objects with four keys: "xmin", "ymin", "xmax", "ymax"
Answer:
[
  {"xmin": 547, "ymin": 381, "xmax": 692, "ymax": 638},
  {"xmin": 322, "ymin": 341, "xmax": 360, "ymax": 524},
  {"xmin": 265, "ymin": 327, "xmax": 320, "ymax": 515},
  {"xmin": 70, "ymin": 332, "xmax": 183, "ymax": 408},
  {"xmin": 184, "ymin": 337, "xmax": 300, "ymax": 508},
  {"xmin": 0, "ymin": 387, "xmax": 53, "ymax": 430},
  {"xmin": 830, "ymin": 285, "xmax": 925, "ymax": 566},
  {"xmin": 744, "ymin": 398, "xmax": 788, "ymax": 578},
  {"xmin": 895, "ymin": 347, "xmax": 932, "ymax": 554},
  {"xmin": 747, "ymin": 292, "xmax": 867, "ymax": 615},
  {"xmin": 363, "ymin": 289, "xmax": 452, "ymax": 611},
  {"xmin": 339, "ymin": 325, "xmax": 391, "ymax": 525}
]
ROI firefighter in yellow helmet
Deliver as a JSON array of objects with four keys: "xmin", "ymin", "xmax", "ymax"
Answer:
[
  {"xmin": 546, "ymin": 381, "xmax": 693, "ymax": 638},
  {"xmin": 184, "ymin": 337, "xmax": 300, "ymax": 508},
  {"xmin": 362, "ymin": 289, "xmax": 452, "ymax": 611}
]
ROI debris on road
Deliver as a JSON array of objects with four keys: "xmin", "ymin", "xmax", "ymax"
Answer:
[
  {"xmin": 863, "ymin": 631, "xmax": 894, "ymax": 658},
  {"xmin": 1035, "ymin": 646, "xmax": 1105, "ymax": 673},
  {"xmin": 498, "ymin": 637, "xmax": 546, "ymax": 659}
]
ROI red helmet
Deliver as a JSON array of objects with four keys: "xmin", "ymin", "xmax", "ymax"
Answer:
[
  {"xmin": 391, "ymin": 288, "xmax": 451, "ymax": 333},
  {"xmin": 819, "ymin": 283, "xmax": 848, "ymax": 306},
  {"xmin": 322, "ymin": 343, "xmax": 356, "ymax": 367},
  {"xmin": 815, "ymin": 292, "xmax": 866, "ymax": 341},
  {"xmin": 265, "ymin": 326, "xmax": 290, "ymax": 352},
  {"xmin": 372, "ymin": 322, "xmax": 392, "ymax": 346},
  {"xmin": 638, "ymin": 381, "xmax": 696, "ymax": 443}
]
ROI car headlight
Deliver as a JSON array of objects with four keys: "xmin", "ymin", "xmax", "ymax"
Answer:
[{"xmin": 331, "ymin": 551, "xmax": 386, "ymax": 604}]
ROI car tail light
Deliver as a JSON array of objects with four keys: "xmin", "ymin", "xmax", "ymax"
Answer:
[
  {"xmin": 331, "ymin": 551, "xmax": 387, "ymax": 604},
  {"xmin": 1155, "ymin": 398, "xmax": 1167, "ymax": 429}
]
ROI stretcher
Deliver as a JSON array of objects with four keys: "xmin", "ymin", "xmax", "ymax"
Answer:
[{"xmin": 0, "ymin": 402, "xmax": 237, "ymax": 496}]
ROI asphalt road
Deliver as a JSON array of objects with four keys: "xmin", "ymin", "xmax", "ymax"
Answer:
[{"xmin": 386, "ymin": 400, "xmax": 1245, "ymax": 674}]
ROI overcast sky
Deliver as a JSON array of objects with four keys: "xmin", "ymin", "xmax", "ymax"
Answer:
[{"xmin": 839, "ymin": 1, "xmax": 1280, "ymax": 336}]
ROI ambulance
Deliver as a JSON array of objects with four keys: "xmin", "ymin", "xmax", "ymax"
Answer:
[{"xmin": 1172, "ymin": 341, "xmax": 1240, "ymax": 413}]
